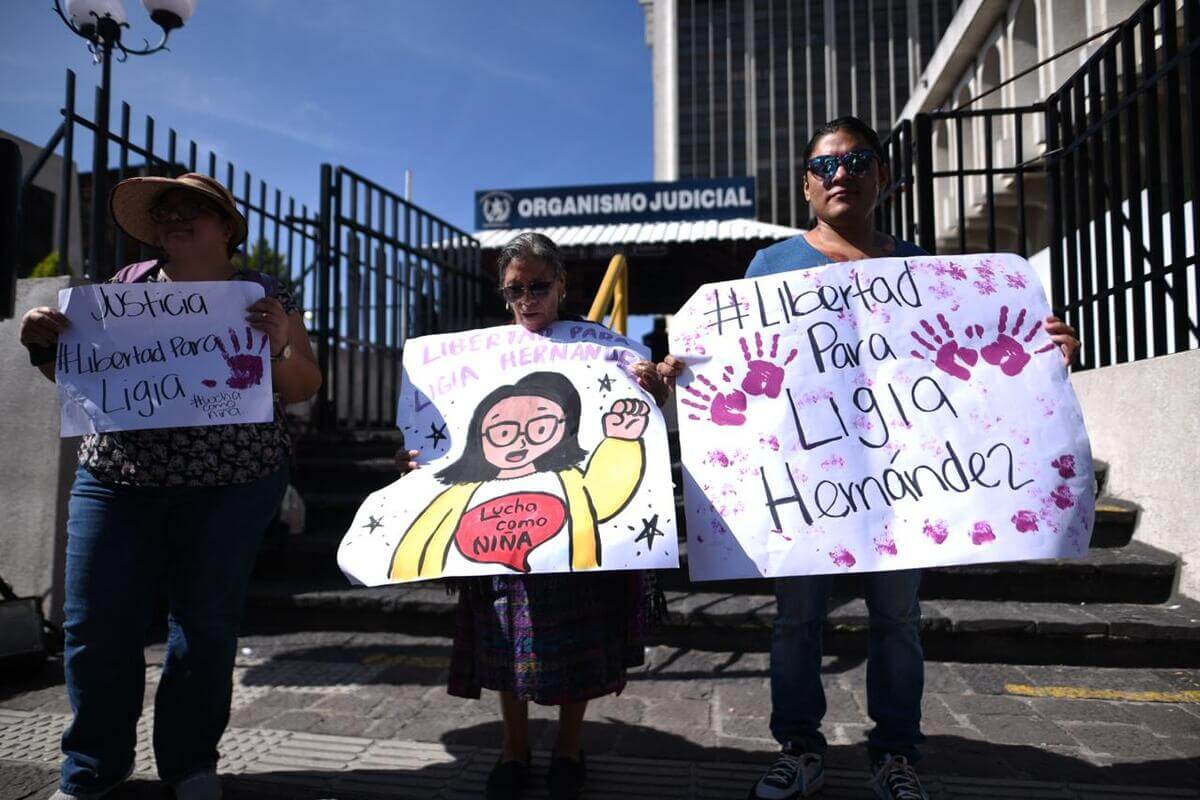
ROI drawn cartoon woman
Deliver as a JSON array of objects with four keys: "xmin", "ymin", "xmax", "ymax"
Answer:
[{"xmin": 389, "ymin": 371, "xmax": 650, "ymax": 580}]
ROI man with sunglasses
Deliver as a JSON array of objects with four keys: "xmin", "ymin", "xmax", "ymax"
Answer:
[{"xmin": 743, "ymin": 117, "xmax": 1079, "ymax": 800}]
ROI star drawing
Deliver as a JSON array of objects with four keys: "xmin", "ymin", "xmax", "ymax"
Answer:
[
  {"xmin": 597, "ymin": 374, "xmax": 614, "ymax": 392},
  {"xmin": 426, "ymin": 422, "xmax": 448, "ymax": 447},
  {"xmin": 635, "ymin": 514, "xmax": 665, "ymax": 551},
  {"xmin": 362, "ymin": 516, "xmax": 384, "ymax": 534}
]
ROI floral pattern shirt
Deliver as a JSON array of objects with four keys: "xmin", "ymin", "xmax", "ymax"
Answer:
[{"xmin": 77, "ymin": 264, "xmax": 296, "ymax": 487}]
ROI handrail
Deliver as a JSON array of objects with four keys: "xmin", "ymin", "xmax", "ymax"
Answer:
[{"xmin": 586, "ymin": 253, "xmax": 629, "ymax": 335}]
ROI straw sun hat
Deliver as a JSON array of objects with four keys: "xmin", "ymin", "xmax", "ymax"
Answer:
[{"xmin": 110, "ymin": 172, "xmax": 248, "ymax": 251}]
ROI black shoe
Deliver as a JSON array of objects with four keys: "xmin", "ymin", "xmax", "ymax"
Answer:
[
  {"xmin": 869, "ymin": 754, "xmax": 929, "ymax": 800},
  {"xmin": 486, "ymin": 751, "xmax": 531, "ymax": 800},
  {"xmin": 546, "ymin": 750, "xmax": 587, "ymax": 800}
]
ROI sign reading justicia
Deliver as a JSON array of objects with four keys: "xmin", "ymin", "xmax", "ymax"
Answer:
[{"xmin": 475, "ymin": 177, "xmax": 756, "ymax": 230}]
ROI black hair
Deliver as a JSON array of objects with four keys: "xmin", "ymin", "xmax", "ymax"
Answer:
[
  {"xmin": 435, "ymin": 371, "xmax": 587, "ymax": 484},
  {"xmin": 802, "ymin": 115, "xmax": 887, "ymax": 165}
]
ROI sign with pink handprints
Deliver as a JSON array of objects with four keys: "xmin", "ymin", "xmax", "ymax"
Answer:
[
  {"xmin": 670, "ymin": 253, "xmax": 1094, "ymax": 581},
  {"xmin": 55, "ymin": 281, "xmax": 274, "ymax": 435}
]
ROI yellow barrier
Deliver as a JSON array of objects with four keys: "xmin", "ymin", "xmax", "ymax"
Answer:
[{"xmin": 586, "ymin": 253, "xmax": 629, "ymax": 335}]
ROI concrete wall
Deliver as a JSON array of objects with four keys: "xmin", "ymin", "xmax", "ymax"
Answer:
[
  {"xmin": 5, "ymin": 130, "xmax": 83, "ymax": 277},
  {"xmin": 1072, "ymin": 348, "xmax": 1200, "ymax": 599},
  {"xmin": 0, "ymin": 277, "xmax": 79, "ymax": 623}
]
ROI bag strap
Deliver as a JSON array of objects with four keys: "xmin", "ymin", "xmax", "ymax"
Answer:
[{"xmin": 112, "ymin": 259, "xmax": 161, "ymax": 284}]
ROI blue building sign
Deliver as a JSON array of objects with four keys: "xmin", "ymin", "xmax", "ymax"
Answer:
[{"xmin": 475, "ymin": 177, "xmax": 756, "ymax": 230}]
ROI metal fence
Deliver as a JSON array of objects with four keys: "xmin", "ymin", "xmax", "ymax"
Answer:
[
  {"xmin": 18, "ymin": 69, "xmax": 486, "ymax": 431},
  {"xmin": 1045, "ymin": 0, "xmax": 1199, "ymax": 369},
  {"xmin": 879, "ymin": 0, "xmax": 1199, "ymax": 371},
  {"xmin": 317, "ymin": 166, "xmax": 483, "ymax": 429}
]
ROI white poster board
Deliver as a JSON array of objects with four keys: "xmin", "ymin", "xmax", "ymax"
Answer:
[
  {"xmin": 338, "ymin": 320, "xmax": 680, "ymax": 585},
  {"xmin": 55, "ymin": 281, "xmax": 274, "ymax": 436},
  {"xmin": 669, "ymin": 253, "xmax": 1094, "ymax": 581}
]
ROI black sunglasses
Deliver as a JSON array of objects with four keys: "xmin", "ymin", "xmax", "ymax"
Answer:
[
  {"xmin": 499, "ymin": 281, "xmax": 554, "ymax": 303},
  {"xmin": 805, "ymin": 149, "xmax": 879, "ymax": 184}
]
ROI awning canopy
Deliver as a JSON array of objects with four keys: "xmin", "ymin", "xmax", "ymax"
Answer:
[{"xmin": 474, "ymin": 217, "xmax": 802, "ymax": 249}]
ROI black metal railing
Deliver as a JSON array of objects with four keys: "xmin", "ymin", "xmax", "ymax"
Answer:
[
  {"xmin": 316, "ymin": 166, "xmax": 484, "ymax": 430},
  {"xmin": 881, "ymin": 0, "xmax": 1198, "ymax": 371},
  {"xmin": 17, "ymin": 69, "xmax": 486, "ymax": 431},
  {"xmin": 1045, "ymin": 0, "xmax": 1199, "ymax": 369},
  {"xmin": 879, "ymin": 105, "xmax": 1048, "ymax": 259}
]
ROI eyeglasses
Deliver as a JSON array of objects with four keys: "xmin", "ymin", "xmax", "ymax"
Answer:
[
  {"xmin": 805, "ymin": 149, "xmax": 878, "ymax": 183},
  {"xmin": 483, "ymin": 415, "xmax": 564, "ymax": 447},
  {"xmin": 149, "ymin": 199, "xmax": 220, "ymax": 223},
  {"xmin": 499, "ymin": 281, "xmax": 554, "ymax": 304}
]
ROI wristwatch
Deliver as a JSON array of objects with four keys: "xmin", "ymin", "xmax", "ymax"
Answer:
[{"xmin": 271, "ymin": 341, "xmax": 292, "ymax": 362}]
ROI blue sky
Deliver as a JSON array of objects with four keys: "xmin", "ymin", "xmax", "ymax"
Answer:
[{"xmin": 1, "ymin": 0, "xmax": 655, "ymax": 232}]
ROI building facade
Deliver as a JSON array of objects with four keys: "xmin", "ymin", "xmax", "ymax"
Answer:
[{"xmin": 640, "ymin": 0, "xmax": 964, "ymax": 227}]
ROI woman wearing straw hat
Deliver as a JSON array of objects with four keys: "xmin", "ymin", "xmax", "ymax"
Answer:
[{"xmin": 18, "ymin": 173, "xmax": 321, "ymax": 800}]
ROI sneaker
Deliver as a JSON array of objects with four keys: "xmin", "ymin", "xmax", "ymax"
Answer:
[
  {"xmin": 174, "ymin": 771, "xmax": 222, "ymax": 800},
  {"xmin": 546, "ymin": 750, "xmax": 586, "ymax": 800},
  {"xmin": 50, "ymin": 768, "xmax": 134, "ymax": 798},
  {"xmin": 485, "ymin": 751, "xmax": 531, "ymax": 800},
  {"xmin": 869, "ymin": 754, "xmax": 928, "ymax": 800},
  {"xmin": 748, "ymin": 747, "xmax": 824, "ymax": 799}
]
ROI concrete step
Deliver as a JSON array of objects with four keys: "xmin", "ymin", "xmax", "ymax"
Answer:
[
  {"xmin": 241, "ymin": 579, "xmax": 1200, "ymax": 668},
  {"xmin": 253, "ymin": 532, "xmax": 1175, "ymax": 606},
  {"xmin": 1089, "ymin": 497, "xmax": 1139, "ymax": 547},
  {"xmin": 657, "ymin": 539, "xmax": 1178, "ymax": 604}
]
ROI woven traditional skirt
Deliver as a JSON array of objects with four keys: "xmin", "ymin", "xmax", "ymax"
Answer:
[{"xmin": 447, "ymin": 570, "xmax": 657, "ymax": 706}]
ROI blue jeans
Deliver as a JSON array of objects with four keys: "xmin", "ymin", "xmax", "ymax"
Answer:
[
  {"xmin": 59, "ymin": 465, "xmax": 287, "ymax": 794},
  {"xmin": 769, "ymin": 570, "xmax": 925, "ymax": 762}
]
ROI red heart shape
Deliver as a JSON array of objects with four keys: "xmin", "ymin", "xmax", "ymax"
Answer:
[{"xmin": 454, "ymin": 492, "xmax": 567, "ymax": 573}]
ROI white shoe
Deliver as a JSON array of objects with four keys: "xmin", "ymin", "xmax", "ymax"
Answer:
[
  {"xmin": 869, "ymin": 754, "xmax": 929, "ymax": 800},
  {"xmin": 173, "ymin": 771, "xmax": 222, "ymax": 800},
  {"xmin": 749, "ymin": 747, "xmax": 824, "ymax": 799}
]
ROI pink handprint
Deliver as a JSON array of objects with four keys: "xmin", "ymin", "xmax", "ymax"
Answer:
[
  {"xmin": 681, "ymin": 371, "xmax": 747, "ymax": 426},
  {"xmin": 980, "ymin": 305, "xmax": 1056, "ymax": 377},
  {"xmin": 213, "ymin": 326, "xmax": 268, "ymax": 389},
  {"xmin": 1051, "ymin": 454, "xmax": 1077, "ymax": 478},
  {"xmin": 909, "ymin": 313, "xmax": 983, "ymax": 381},
  {"xmin": 738, "ymin": 332, "xmax": 797, "ymax": 398}
]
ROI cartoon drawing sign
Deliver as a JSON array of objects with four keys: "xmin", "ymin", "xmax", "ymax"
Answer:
[
  {"xmin": 669, "ymin": 253, "xmax": 1094, "ymax": 581},
  {"xmin": 337, "ymin": 321, "xmax": 679, "ymax": 585},
  {"xmin": 55, "ymin": 281, "xmax": 274, "ymax": 436}
]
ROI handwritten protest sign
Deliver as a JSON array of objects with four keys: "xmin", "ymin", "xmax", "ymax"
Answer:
[
  {"xmin": 56, "ymin": 281, "xmax": 274, "ymax": 436},
  {"xmin": 669, "ymin": 253, "xmax": 1094, "ymax": 581},
  {"xmin": 338, "ymin": 321, "xmax": 679, "ymax": 585}
]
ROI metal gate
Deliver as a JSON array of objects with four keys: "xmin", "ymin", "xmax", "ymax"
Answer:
[
  {"xmin": 13, "ymin": 68, "xmax": 487, "ymax": 432},
  {"xmin": 313, "ymin": 165, "xmax": 486, "ymax": 430},
  {"xmin": 878, "ymin": 0, "xmax": 1199, "ymax": 372}
]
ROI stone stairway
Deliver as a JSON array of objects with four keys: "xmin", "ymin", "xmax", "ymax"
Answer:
[{"xmin": 245, "ymin": 430, "xmax": 1200, "ymax": 668}]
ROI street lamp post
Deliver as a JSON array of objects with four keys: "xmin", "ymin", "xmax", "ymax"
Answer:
[{"xmin": 51, "ymin": 0, "xmax": 197, "ymax": 280}]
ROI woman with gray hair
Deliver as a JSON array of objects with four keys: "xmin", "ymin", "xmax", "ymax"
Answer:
[{"xmin": 396, "ymin": 232, "xmax": 683, "ymax": 800}]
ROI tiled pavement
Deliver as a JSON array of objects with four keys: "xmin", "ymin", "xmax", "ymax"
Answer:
[{"xmin": 1, "ymin": 631, "xmax": 1198, "ymax": 798}]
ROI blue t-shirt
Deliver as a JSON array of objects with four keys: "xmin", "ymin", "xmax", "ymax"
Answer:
[{"xmin": 745, "ymin": 232, "xmax": 928, "ymax": 278}]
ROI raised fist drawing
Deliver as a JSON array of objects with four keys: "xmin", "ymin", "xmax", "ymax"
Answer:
[{"xmin": 603, "ymin": 398, "xmax": 651, "ymax": 440}]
